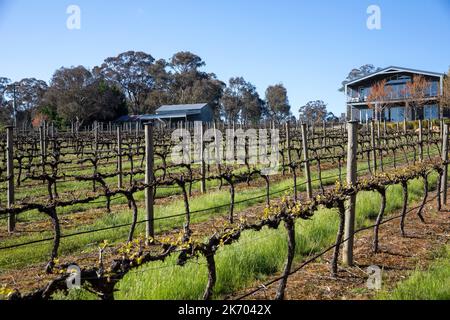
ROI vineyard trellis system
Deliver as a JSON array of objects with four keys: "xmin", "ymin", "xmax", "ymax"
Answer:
[{"xmin": 0, "ymin": 118, "xmax": 448, "ymax": 300}]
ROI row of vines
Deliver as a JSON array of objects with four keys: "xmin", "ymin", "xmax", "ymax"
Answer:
[{"xmin": 0, "ymin": 119, "xmax": 448, "ymax": 300}]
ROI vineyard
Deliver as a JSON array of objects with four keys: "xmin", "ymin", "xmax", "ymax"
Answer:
[{"xmin": 0, "ymin": 119, "xmax": 449, "ymax": 300}]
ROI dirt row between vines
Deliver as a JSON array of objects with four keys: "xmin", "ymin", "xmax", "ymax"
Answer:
[
  {"xmin": 0, "ymin": 163, "xmax": 432, "ymax": 298},
  {"xmin": 229, "ymin": 189, "xmax": 450, "ymax": 300},
  {"xmin": 0, "ymin": 173, "xmax": 304, "ymax": 295},
  {"xmin": 0, "ymin": 171, "xmax": 294, "ymax": 240}
]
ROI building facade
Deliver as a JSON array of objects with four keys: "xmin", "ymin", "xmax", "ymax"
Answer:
[{"xmin": 346, "ymin": 66, "xmax": 446, "ymax": 122}]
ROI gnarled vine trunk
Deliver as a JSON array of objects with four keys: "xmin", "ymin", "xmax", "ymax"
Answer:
[
  {"xmin": 400, "ymin": 181, "xmax": 409, "ymax": 237},
  {"xmin": 275, "ymin": 217, "xmax": 295, "ymax": 300},
  {"xmin": 373, "ymin": 187, "xmax": 386, "ymax": 253}
]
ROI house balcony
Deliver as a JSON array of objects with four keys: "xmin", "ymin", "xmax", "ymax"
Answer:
[{"xmin": 347, "ymin": 93, "xmax": 439, "ymax": 105}]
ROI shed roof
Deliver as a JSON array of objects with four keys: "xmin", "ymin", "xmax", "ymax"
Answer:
[
  {"xmin": 156, "ymin": 103, "xmax": 208, "ymax": 113},
  {"xmin": 139, "ymin": 113, "xmax": 191, "ymax": 120},
  {"xmin": 115, "ymin": 115, "xmax": 142, "ymax": 122}
]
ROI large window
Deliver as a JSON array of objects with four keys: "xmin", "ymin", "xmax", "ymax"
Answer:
[
  {"xmin": 386, "ymin": 75, "xmax": 411, "ymax": 85},
  {"xmin": 359, "ymin": 87, "xmax": 370, "ymax": 101},
  {"xmin": 386, "ymin": 84, "xmax": 407, "ymax": 99},
  {"xmin": 424, "ymin": 104, "xmax": 439, "ymax": 120},
  {"xmin": 347, "ymin": 87, "xmax": 358, "ymax": 101},
  {"xmin": 429, "ymin": 81, "xmax": 439, "ymax": 97},
  {"xmin": 386, "ymin": 74, "xmax": 411, "ymax": 100},
  {"xmin": 390, "ymin": 106, "xmax": 405, "ymax": 122}
]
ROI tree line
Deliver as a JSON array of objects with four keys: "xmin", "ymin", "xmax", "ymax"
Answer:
[
  {"xmin": 0, "ymin": 51, "xmax": 301, "ymax": 128},
  {"xmin": 0, "ymin": 50, "xmax": 350, "ymax": 129},
  {"xmin": 3, "ymin": 59, "xmax": 448, "ymax": 129}
]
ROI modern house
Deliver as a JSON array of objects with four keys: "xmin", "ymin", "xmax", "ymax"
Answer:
[
  {"xmin": 346, "ymin": 66, "xmax": 447, "ymax": 122},
  {"xmin": 116, "ymin": 103, "xmax": 214, "ymax": 124}
]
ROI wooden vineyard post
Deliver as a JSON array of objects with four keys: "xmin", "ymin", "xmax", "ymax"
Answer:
[
  {"xmin": 145, "ymin": 122, "xmax": 155, "ymax": 241},
  {"xmin": 50, "ymin": 122, "xmax": 54, "ymax": 141},
  {"xmin": 51, "ymin": 122, "xmax": 57, "ymax": 151},
  {"xmin": 43, "ymin": 121, "xmax": 48, "ymax": 154},
  {"xmin": 376, "ymin": 120, "xmax": 381, "ymax": 140},
  {"xmin": 371, "ymin": 120, "xmax": 377, "ymax": 174},
  {"xmin": 301, "ymin": 123, "xmax": 313, "ymax": 200},
  {"xmin": 286, "ymin": 122, "xmax": 292, "ymax": 172},
  {"xmin": 441, "ymin": 123, "xmax": 449, "ymax": 207},
  {"xmin": 214, "ymin": 121, "xmax": 222, "ymax": 180},
  {"xmin": 94, "ymin": 121, "xmax": 99, "ymax": 155},
  {"xmin": 418, "ymin": 120, "xmax": 423, "ymax": 162},
  {"xmin": 117, "ymin": 127, "xmax": 123, "ymax": 189},
  {"xmin": 197, "ymin": 122, "xmax": 206, "ymax": 194},
  {"xmin": 343, "ymin": 121, "xmax": 358, "ymax": 266},
  {"xmin": 6, "ymin": 126, "xmax": 15, "ymax": 233},
  {"xmin": 39, "ymin": 125, "xmax": 46, "ymax": 175},
  {"xmin": 135, "ymin": 122, "xmax": 139, "ymax": 139}
]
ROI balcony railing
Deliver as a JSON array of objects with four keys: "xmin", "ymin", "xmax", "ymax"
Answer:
[{"xmin": 347, "ymin": 91, "xmax": 439, "ymax": 104}]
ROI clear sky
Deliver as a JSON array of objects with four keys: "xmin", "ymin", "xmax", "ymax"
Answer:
[{"xmin": 0, "ymin": 0, "xmax": 449, "ymax": 117}]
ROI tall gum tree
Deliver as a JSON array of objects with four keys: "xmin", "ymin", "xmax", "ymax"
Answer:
[
  {"xmin": 93, "ymin": 51, "xmax": 155, "ymax": 115},
  {"xmin": 265, "ymin": 84, "xmax": 291, "ymax": 123}
]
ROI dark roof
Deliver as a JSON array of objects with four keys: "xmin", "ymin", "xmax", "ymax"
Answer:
[
  {"xmin": 139, "ymin": 113, "xmax": 191, "ymax": 120},
  {"xmin": 116, "ymin": 113, "xmax": 196, "ymax": 122},
  {"xmin": 115, "ymin": 103, "xmax": 211, "ymax": 122},
  {"xmin": 346, "ymin": 66, "xmax": 445, "ymax": 87},
  {"xmin": 156, "ymin": 103, "xmax": 208, "ymax": 113},
  {"xmin": 115, "ymin": 115, "xmax": 142, "ymax": 122}
]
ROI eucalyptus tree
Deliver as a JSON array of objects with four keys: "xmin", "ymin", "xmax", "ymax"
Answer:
[
  {"xmin": 3, "ymin": 78, "xmax": 47, "ymax": 127},
  {"xmin": 0, "ymin": 77, "xmax": 12, "ymax": 125},
  {"xmin": 298, "ymin": 100, "xmax": 328, "ymax": 124},
  {"xmin": 339, "ymin": 64, "xmax": 382, "ymax": 92},
  {"xmin": 265, "ymin": 84, "xmax": 291, "ymax": 123},
  {"xmin": 221, "ymin": 77, "xmax": 262, "ymax": 124},
  {"xmin": 93, "ymin": 51, "xmax": 156, "ymax": 114},
  {"xmin": 169, "ymin": 51, "xmax": 225, "ymax": 117},
  {"xmin": 42, "ymin": 66, "xmax": 126, "ymax": 126}
]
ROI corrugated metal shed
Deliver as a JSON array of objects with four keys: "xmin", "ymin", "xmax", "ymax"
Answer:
[
  {"xmin": 115, "ymin": 115, "xmax": 143, "ymax": 122},
  {"xmin": 139, "ymin": 113, "xmax": 189, "ymax": 120},
  {"xmin": 156, "ymin": 103, "xmax": 208, "ymax": 113},
  {"xmin": 116, "ymin": 103, "xmax": 214, "ymax": 123}
]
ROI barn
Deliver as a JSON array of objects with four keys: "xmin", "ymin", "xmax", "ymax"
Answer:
[
  {"xmin": 154, "ymin": 103, "xmax": 213, "ymax": 122},
  {"xmin": 115, "ymin": 103, "xmax": 214, "ymax": 125}
]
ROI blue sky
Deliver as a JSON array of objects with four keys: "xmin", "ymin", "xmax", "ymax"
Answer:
[{"xmin": 0, "ymin": 0, "xmax": 449, "ymax": 117}]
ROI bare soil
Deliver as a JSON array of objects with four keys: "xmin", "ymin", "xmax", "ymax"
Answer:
[{"xmin": 229, "ymin": 190, "xmax": 450, "ymax": 300}]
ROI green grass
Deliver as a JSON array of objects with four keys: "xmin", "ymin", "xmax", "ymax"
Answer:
[
  {"xmin": 115, "ymin": 207, "xmax": 340, "ymax": 300},
  {"xmin": 109, "ymin": 173, "xmax": 438, "ymax": 300},
  {"xmin": 377, "ymin": 246, "xmax": 450, "ymax": 300},
  {"xmin": 0, "ymin": 167, "xmax": 344, "ymax": 272},
  {"xmin": 0, "ymin": 157, "xmax": 167, "ymax": 204},
  {"xmin": 0, "ymin": 147, "xmax": 441, "ymax": 299}
]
